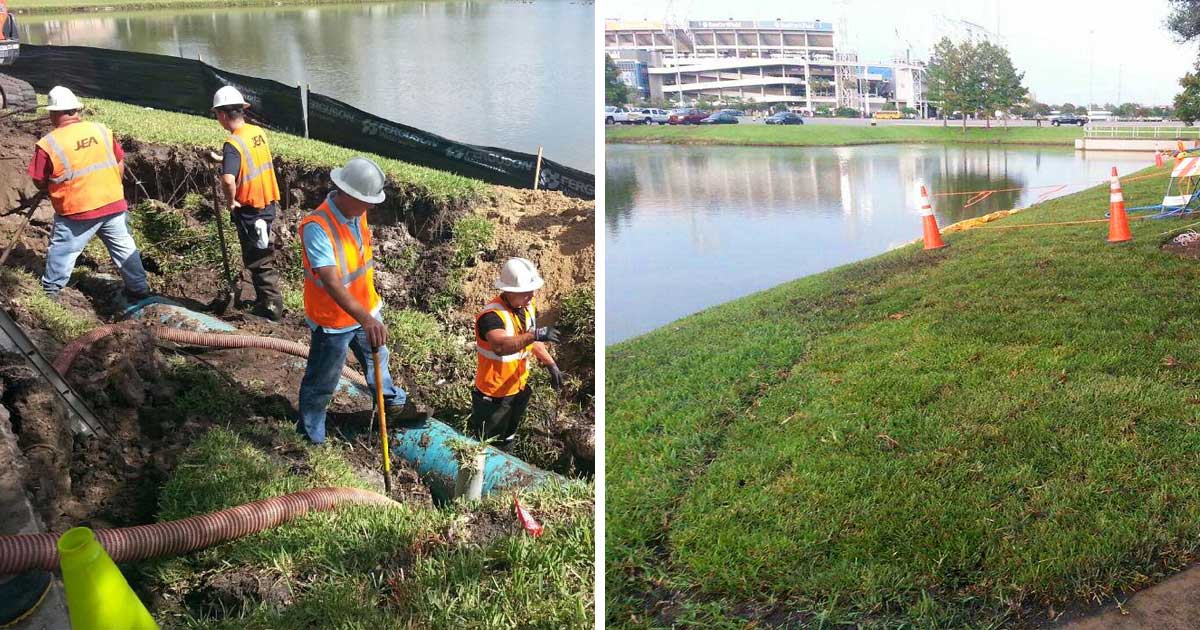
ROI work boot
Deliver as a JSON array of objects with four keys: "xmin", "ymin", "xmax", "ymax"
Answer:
[
  {"xmin": 123, "ymin": 287, "xmax": 153, "ymax": 303},
  {"xmin": 386, "ymin": 400, "xmax": 432, "ymax": 428},
  {"xmin": 252, "ymin": 297, "xmax": 284, "ymax": 322}
]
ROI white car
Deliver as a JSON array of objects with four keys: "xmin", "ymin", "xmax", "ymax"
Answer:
[
  {"xmin": 603, "ymin": 105, "xmax": 626, "ymax": 125},
  {"xmin": 639, "ymin": 108, "xmax": 670, "ymax": 125},
  {"xmin": 603, "ymin": 105, "xmax": 646, "ymax": 125}
]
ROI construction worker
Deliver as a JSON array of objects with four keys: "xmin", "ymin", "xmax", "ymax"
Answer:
[
  {"xmin": 472, "ymin": 258, "xmax": 565, "ymax": 449},
  {"xmin": 29, "ymin": 86, "xmax": 150, "ymax": 302},
  {"xmin": 297, "ymin": 156, "xmax": 429, "ymax": 444},
  {"xmin": 212, "ymin": 86, "xmax": 284, "ymax": 320},
  {"xmin": 1, "ymin": 1, "xmax": 16, "ymax": 42}
]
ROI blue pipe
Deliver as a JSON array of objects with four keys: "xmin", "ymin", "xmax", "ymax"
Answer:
[
  {"xmin": 122, "ymin": 300, "xmax": 555, "ymax": 501},
  {"xmin": 391, "ymin": 419, "xmax": 552, "ymax": 502}
]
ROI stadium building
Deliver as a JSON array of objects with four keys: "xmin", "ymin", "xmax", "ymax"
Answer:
[{"xmin": 605, "ymin": 19, "xmax": 929, "ymax": 117}]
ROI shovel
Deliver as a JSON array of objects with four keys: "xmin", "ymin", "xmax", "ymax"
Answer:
[
  {"xmin": 373, "ymin": 348, "xmax": 394, "ymax": 495},
  {"xmin": 208, "ymin": 167, "xmax": 239, "ymax": 314}
]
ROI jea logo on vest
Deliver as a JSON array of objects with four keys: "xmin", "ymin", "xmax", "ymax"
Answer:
[{"xmin": 75, "ymin": 136, "xmax": 100, "ymax": 151}]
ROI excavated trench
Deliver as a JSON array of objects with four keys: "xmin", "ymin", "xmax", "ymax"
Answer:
[{"xmin": 0, "ymin": 114, "xmax": 594, "ymax": 542}]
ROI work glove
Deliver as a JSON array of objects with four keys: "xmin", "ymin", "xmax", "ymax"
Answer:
[
  {"xmin": 533, "ymin": 326, "xmax": 561, "ymax": 344},
  {"xmin": 547, "ymin": 364, "xmax": 565, "ymax": 391}
]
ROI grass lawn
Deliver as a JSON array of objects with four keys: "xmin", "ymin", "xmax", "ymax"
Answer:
[
  {"xmin": 138, "ymin": 427, "xmax": 594, "ymax": 628},
  {"xmin": 605, "ymin": 123, "xmax": 1084, "ymax": 148},
  {"xmin": 606, "ymin": 162, "xmax": 1200, "ymax": 627},
  {"xmin": 80, "ymin": 98, "xmax": 487, "ymax": 208},
  {"xmin": 9, "ymin": 0, "xmax": 378, "ymax": 13}
]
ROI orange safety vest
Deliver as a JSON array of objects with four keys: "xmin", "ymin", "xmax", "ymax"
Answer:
[
  {"xmin": 299, "ymin": 198, "xmax": 379, "ymax": 329},
  {"xmin": 226, "ymin": 123, "xmax": 280, "ymax": 209},
  {"xmin": 35, "ymin": 122, "xmax": 124, "ymax": 217},
  {"xmin": 0, "ymin": 11, "xmax": 11, "ymax": 42},
  {"xmin": 475, "ymin": 296, "xmax": 537, "ymax": 397}
]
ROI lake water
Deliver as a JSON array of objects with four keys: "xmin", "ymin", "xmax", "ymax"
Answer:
[
  {"xmin": 606, "ymin": 143, "xmax": 1152, "ymax": 344},
  {"xmin": 16, "ymin": 0, "xmax": 595, "ymax": 172}
]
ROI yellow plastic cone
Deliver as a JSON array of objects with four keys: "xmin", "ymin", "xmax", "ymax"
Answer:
[{"xmin": 58, "ymin": 527, "xmax": 158, "ymax": 630}]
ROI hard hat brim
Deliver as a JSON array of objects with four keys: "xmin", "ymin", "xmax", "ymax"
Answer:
[
  {"xmin": 495, "ymin": 277, "xmax": 544, "ymax": 293},
  {"xmin": 331, "ymin": 167, "xmax": 386, "ymax": 204},
  {"xmin": 46, "ymin": 102, "xmax": 83, "ymax": 112},
  {"xmin": 210, "ymin": 102, "xmax": 250, "ymax": 111}
]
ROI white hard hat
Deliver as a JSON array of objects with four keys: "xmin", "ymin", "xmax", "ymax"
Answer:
[
  {"xmin": 46, "ymin": 86, "xmax": 83, "ymax": 112},
  {"xmin": 331, "ymin": 157, "xmax": 386, "ymax": 204},
  {"xmin": 212, "ymin": 86, "xmax": 249, "ymax": 110},
  {"xmin": 495, "ymin": 257, "xmax": 544, "ymax": 293}
]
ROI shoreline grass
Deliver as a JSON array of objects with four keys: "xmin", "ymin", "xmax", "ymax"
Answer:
[
  {"xmin": 606, "ymin": 162, "xmax": 1200, "ymax": 627},
  {"xmin": 10, "ymin": 0, "xmax": 384, "ymax": 14},
  {"xmin": 606, "ymin": 123, "xmax": 1085, "ymax": 148},
  {"xmin": 76, "ymin": 97, "xmax": 487, "ymax": 207}
]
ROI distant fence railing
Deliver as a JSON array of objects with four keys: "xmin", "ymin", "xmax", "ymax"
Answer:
[
  {"xmin": 1085, "ymin": 125, "xmax": 1200, "ymax": 140},
  {"xmin": 7, "ymin": 44, "xmax": 593, "ymax": 199}
]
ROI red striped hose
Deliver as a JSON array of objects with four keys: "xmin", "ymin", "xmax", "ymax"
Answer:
[
  {"xmin": 54, "ymin": 322, "xmax": 368, "ymax": 386},
  {"xmin": 0, "ymin": 487, "xmax": 393, "ymax": 574}
]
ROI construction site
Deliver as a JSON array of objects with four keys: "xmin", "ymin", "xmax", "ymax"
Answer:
[{"xmin": 0, "ymin": 77, "xmax": 595, "ymax": 627}]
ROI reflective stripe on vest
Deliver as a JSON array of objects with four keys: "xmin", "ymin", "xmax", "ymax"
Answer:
[
  {"xmin": 36, "ymin": 122, "xmax": 124, "ymax": 217},
  {"xmin": 299, "ymin": 200, "xmax": 379, "ymax": 329},
  {"xmin": 475, "ymin": 296, "xmax": 537, "ymax": 397},
  {"xmin": 227, "ymin": 124, "xmax": 280, "ymax": 208}
]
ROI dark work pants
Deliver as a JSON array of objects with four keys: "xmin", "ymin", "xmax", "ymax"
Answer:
[
  {"xmin": 231, "ymin": 202, "xmax": 282, "ymax": 307},
  {"xmin": 470, "ymin": 386, "xmax": 533, "ymax": 446}
]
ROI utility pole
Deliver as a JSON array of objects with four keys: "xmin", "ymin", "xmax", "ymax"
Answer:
[{"xmin": 1088, "ymin": 28, "xmax": 1094, "ymax": 112}]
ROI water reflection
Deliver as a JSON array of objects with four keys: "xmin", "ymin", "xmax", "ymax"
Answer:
[
  {"xmin": 18, "ymin": 1, "xmax": 594, "ymax": 171},
  {"xmin": 606, "ymin": 143, "xmax": 1150, "ymax": 344}
]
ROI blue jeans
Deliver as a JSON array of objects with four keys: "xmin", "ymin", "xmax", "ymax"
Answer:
[
  {"xmin": 42, "ymin": 211, "xmax": 148, "ymax": 297},
  {"xmin": 298, "ymin": 322, "xmax": 405, "ymax": 443}
]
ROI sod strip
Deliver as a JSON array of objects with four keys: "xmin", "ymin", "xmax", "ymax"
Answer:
[
  {"xmin": 605, "ymin": 245, "xmax": 953, "ymax": 622},
  {"xmin": 82, "ymin": 98, "xmax": 486, "ymax": 206},
  {"xmin": 607, "ymin": 162, "xmax": 1200, "ymax": 626}
]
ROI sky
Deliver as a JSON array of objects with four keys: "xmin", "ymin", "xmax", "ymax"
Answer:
[{"xmin": 605, "ymin": 0, "xmax": 1197, "ymax": 106}]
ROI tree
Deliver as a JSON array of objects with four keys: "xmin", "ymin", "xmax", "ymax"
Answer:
[
  {"xmin": 926, "ymin": 37, "xmax": 976, "ymax": 129},
  {"xmin": 1114, "ymin": 102, "xmax": 1139, "ymax": 118},
  {"xmin": 605, "ymin": 55, "xmax": 630, "ymax": 106},
  {"xmin": 1059, "ymin": 102, "xmax": 1075, "ymax": 114},
  {"xmin": 977, "ymin": 41, "xmax": 1027, "ymax": 128},
  {"xmin": 1167, "ymin": 0, "xmax": 1200, "ymax": 43},
  {"xmin": 1175, "ymin": 66, "xmax": 1200, "ymax": 125}
]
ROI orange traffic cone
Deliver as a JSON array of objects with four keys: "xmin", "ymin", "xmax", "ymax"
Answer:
[
  {"xmin": 916, "ymin": 182, "xmax": 945, "ymax": 250},
  {"xmin": 1107, "ymin": 166, "xmax": 1132, "ymax": 244}
]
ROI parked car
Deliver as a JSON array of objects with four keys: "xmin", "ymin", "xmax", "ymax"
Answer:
[
  {"xmin": 765, "ymin": 111, "xmax": 805, "ymax": 125},
  {"xmin": 1051, "ymin": 113, "xmax": 1088, "ymax": 126},
  {"xmin": 719, "ymin": 109, "xmax": 746, "ymax": 117},
  {"xmin": 603, "ymin": 105, "xmax": 646, "ymax": 125},
  {"xmin": 668, "ymin": 108, "xmax": 709, "ymax": 125},
  {"xmin": 639, "ymin": 108, "xmax": 671, "ymax": 125},
  {"xmin": 700, "ymin": 112, "xmax": 739, "ymax": 124},
  {"xmin": 603, "ymin": 106, "xmax": 625, "ymax": 125}
]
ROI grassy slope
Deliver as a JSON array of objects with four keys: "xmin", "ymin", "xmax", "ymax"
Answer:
[
  {"xmin": 85, "ymin": 98, "xmax": 486, "ymax": 206},
  {"xmin": 606, "ymin": 164, "xmax": 1200, "ymax": 627},
  {"xmin": 140, "ymin": 428, "xmax": 594, "ymax": 629},
  {"xmin": 10, "ymin": 0, "xmax": 378, "ymax": 13},
  {"xmin": 605, "ymin": 123, "xmax": 1084, "ymax": 147}
]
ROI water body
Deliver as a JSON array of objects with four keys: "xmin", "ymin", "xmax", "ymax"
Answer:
[
  {"xmin": 17, "ymin": 1, "xmax": 594, "ymax": 172},
  {"xmin": 606, "ymin": 143, "xmax": 1152, "ymax": 344}
]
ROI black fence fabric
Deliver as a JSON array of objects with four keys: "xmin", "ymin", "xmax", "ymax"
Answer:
[
  {"xmin": 6, "ymin": 44, "xmax": 593, "ymax": 199},
  {"xmin": 8, "ymin": 44, "xmax": 305, "ymax": 134},
  {"xmin": 306, "ymin": 92, "xmax": 594, "ymax": 199}
]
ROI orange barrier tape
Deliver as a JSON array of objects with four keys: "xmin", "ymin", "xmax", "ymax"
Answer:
[{"xmin": 975, "ymin": 215, "xmax": 1153, "ymax": 230}]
